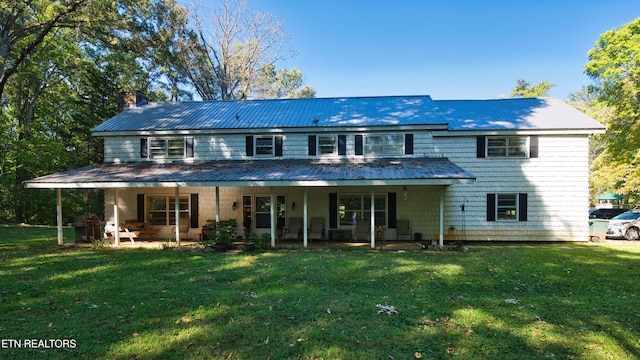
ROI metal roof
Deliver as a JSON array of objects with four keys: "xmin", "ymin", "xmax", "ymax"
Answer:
[
  {"xmin": 434, "ymin": 97, "xmax": 604, "ymax": 131},
  {"xmin": 92, "ymin": 95, "xmax": 605, "ymax": 134},
  {"xmin": 92, "ymin": 95, "xmax": 443, "ymax": 133},
  {"xmin": 23, "ymin": 157, "xmax": 475, "ymax": 188}
]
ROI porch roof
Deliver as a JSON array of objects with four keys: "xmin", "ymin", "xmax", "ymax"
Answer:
[{"xmin": 23, "ymin": 157, "xmax": 475, "ymax": 189}]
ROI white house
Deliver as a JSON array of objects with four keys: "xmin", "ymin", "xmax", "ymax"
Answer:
[{"xmin": 25, "ymin": 95, "xmax": 605, "ymax": 247}]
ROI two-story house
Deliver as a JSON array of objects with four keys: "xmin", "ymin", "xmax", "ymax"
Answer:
[{"xmin": 25, "ymin": 95, "xmax": 605, "ymax": 247}]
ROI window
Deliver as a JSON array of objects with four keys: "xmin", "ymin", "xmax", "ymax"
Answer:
[
  {"xmin": 365, "ymin": 134, "xmax": 404, "ymax": 156},
  {"xmin": 487, "ymin": 193, "xmax": 528, "ymax": 221},
  {"xmin": 486, "ymin": 136, "xmax": 529, "ymax": 158},
  {"xmin": 147, "ymin": 196, "xmax": 190, "ymax": 225},
  {"xmin": 338, "ymin": 194, "xmax": 386, "ymax": 226},
  {"xmin": 318, "ymin": 135, "xmax": 337, "ymax": 155},
  {"xmin": 255, "ymin": 137, "xmax": 274, "ymax": 156},
  {"xmin": 248, "ymin": 136, "xmax": 283, "ymax": 157},
  {"xmin": 255, "ymin": 196, "xmax": 286, "ymax": 228},
  {"xmin": 145, "ymin": 137, "xmax": 193, "ymax": 159}
]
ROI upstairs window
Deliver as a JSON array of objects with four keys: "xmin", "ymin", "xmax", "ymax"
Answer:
[
  {"xmin": 142, "ymin": 137, "xmax": 194, "ymax": 159},
  {"xmin": 247, "ymin": 135, "xmax": 283, "ymax": 157},
  {"xmin": 318, "ymin": 135, "xmax": 337, "ymax": 155},
  {"xmin": 487, "ymin": 136, "xmax": 528, "ymax": 158},
  {"xmin": 478, "ymin": 136, "xmax": 538, "ymax": 158},
  {"xmin": 364, "ymin": 134, "xmax": 404, "ymax": 156}
]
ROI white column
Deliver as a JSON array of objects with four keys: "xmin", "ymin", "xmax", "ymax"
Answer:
[
  {"xmin": 175, "ymin": 187, "xmax": 180, "ymax": 246},
  {"xmin": 270, "ymin": 188, "xmax": 276, "ymax": 247},
  {"xmin": 215, "ymin": 186, "xmax": 220, "ymax": 236},
  {"xmin": 113, "ymin": 188, "xmax": 120, "ymax": 247},
  {"xmin": 303, "ymin": 188, "xmax": 308, "ymax": 248},
  {"xmin": 439, "ymin": 186, "xmax": 445, "ymax": 247},
  {"xmin": 56, "ymin": 188, "xmax": 63, "ymax": 245},
  {"xmin": 370, "ymin": 189, "xmax": 375, "ymax": 248}
]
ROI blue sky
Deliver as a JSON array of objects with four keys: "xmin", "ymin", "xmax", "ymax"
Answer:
[{"xmin": 254, "ymin": 0, "xmax": 640, "ymax": 100}]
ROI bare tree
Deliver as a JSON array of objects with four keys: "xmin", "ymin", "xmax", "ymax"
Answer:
[{"xmin": 187, "ymin": 0, "xmax": 296, "ymax": 100}]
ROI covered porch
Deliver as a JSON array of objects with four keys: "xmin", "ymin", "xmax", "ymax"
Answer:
[{"xmin": 24, "ymin": 157, "xmax": 475, "ymax": 248}]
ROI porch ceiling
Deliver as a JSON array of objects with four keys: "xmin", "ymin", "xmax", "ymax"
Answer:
[{"xmin": 24, "ymin": 157, "xmax": 475, "ymax": 189}]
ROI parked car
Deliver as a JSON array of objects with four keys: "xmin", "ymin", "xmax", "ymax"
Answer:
[
  {"xmin": 623, "ymin": 219, "xmax": 640, "ymax": 240},
  {"xmin": 589, "ymin": 208, "xmax": 627, "ymax": 219},
  {"xmin": 606, "ymin": 210, "xmax": 640, "ymax": 239}
]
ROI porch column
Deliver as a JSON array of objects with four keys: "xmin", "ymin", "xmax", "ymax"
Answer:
[
  {"xmin": 303, "ymin": 188, "xmax": 308, "ymax": 248},
  {"xmin": 215, "ymin": 186, "xmax": 220, "ymax": 237},
  {"xmin": 113, "ymin": 188, "xmax": 120, "ymax": 247},
  {"xmin": 370, "ymin": 189, "xmax": 375, "ymax": 248},
  {"xmin": 439, "ymin": 186, "xmax": 445, "ymax": 247},
  {"xmin": 175, "ymin": 187, "xmax": 180, "ymax": 246},
  {"xmin": 270, "ymin": 188, "xmax": 276, "ymax": 247},
  {"xmin": 56, "ymin": 188, "xmax": 63, "ymax": 245}
]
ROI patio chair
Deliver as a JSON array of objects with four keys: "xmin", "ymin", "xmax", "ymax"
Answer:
[
  {"xmin": 283, "ymin": 217, "xmax": 303, "ymax": 240},
  {"xmin": 396, "ymin": 219, "xmax": 413, "ymax": 241},
  {"xmin": 308, "ymin": 217, "xmax": 325, "ymax": 242},
  {"xmin": 172, "ymin": 218, "xmax": 190, "ymax": 240}
]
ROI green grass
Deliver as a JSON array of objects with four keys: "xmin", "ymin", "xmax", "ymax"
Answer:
[{"xmin": 1, "ymin": 226, "xmax": 639, "ymax": 359}]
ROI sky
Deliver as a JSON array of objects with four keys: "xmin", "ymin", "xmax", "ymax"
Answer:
[{"xmin": 250, "ymin": 0, "xmax": 640, "ymax": 100}]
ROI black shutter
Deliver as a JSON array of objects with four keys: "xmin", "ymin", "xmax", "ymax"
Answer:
[
  {"xmin": 190, "ymin": 194, "xmax": 199, "ymax": 228},
  {"xmin": 487, "ymin": 193, "xmax": 496, "ymax": 221},
  {"xmin": 518, "ymin": 193, "xmax": 528, "ymax": 221},
  {"xmin": 477, "ymin": 136, "xmax": 486, "ymax": 158},
  {"xmin": 529, "ymin": 136, "xmax": 538, "ymax": 158},
  {"xmin": 275, "ymin": 136, "xmax": 283, "ymax": 156},
  {"xmin": 405, "ymin": 134, "xmax": 414, "ymax": 155},
  {"xmin": 137, "ymin": 194, "xmax": 145, "ymax": 222},
  {"xmin": 246, "ymin": 136, "xmax": 254, "ymax": 156},
  {"xmin": 329, "ymin": 193, "xmax": 338, "ymax": 229},
  {"xmin": 355, "ymin": 135, "xmax": 364, "ymax": 155},
  {"xmin": 140, "ymin": 138, "xmax": 148, "ymax": 158},
  {"xmin": 308, "ymin": 135, "xmax": 316, "ymax": 156},
  {"xmin": 338, "ymin": 135, "xmax": 346, "ymax": 155},
  {"xmin": 186, "ymin": 137, "xmax": 194, "ymax": 158},
  {"xmin": 388, "ymin": 192, "xmax": 397, "ymax": 228}
]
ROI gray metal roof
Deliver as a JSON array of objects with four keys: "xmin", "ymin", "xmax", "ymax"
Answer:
[
  {"xmin": 92, "ymin": 95, "xmax": 605, "ymax": 134},
  {"xmin": 92, "ymin": 95, "xmax": 443, "ymax": 133},
  {"xmin": 434, "ymin": 97, "xmax": 604, "ymax": 131},
  {"xmin": 23, "ymin": 157, "xmax": 475, "ymax": 188}
]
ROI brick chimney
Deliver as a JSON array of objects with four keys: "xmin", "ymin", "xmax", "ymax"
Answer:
[{"xmin": 117, "ymin": 90, "xmax": 147, "ymax": 112}]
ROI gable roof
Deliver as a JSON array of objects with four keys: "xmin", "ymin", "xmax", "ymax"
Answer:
[
  {"xmin": 92, "ymin": 95, "xmax": 444, "ymax": 133},
  {"xmin": 92, "ymin": 95, "xmax": 605, "ymax": 135}
]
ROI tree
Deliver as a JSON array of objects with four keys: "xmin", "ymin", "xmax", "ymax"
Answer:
[
  {"xmin": 185, "ymin": 0, "xmax": 314, "ymax": 100},
  {"xmin": 0, "ymin": 0, "xmax": 190, "ymax": 223},
  {"xmin": 584, "ymin": 17, "xmax": 640, "ymax": 200},
  {"xmin": 509, "ymin": 78, "xmax": 555, "ymax": 98}
]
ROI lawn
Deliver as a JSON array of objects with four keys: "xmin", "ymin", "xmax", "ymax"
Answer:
[{"xmin": 1, "ymin": 226, "xmax": 639, "ymax": 359}]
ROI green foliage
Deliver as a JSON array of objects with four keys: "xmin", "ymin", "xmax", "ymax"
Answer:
[
  {"xmin": 1, "ymin": 226, "xmax": 640, "ymax": 359},
  {"xmin": 509, "ymin": 78, "xmax": 555, "ymax": 98},
  {"xmin": 584, "ymin": 17, "xmax": 640, "ymax": 201}
]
